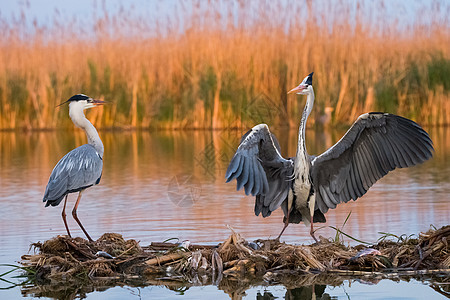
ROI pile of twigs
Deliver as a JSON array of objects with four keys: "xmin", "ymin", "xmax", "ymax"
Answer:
[{"xmin": 20, "ymin": 226, "xmax": 449, "ymax": 284}]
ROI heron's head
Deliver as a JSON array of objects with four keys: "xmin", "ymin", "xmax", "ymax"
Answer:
[
  {"xmin": 288, "ymin": 72, "xmax": 314, "ymax": 95},
  {"xmin": 58, "ymin": 94, "xmax": 106, "ymax": 110}
]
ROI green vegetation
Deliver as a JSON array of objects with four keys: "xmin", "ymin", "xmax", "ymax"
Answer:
[{"xmin": 0, "ymin": 1, "xmax": 449, "ymax": 129}]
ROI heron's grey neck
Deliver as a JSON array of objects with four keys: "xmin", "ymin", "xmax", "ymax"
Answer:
[
  {"xmin": 296, "ymin": 89, "xmax": 314, "ymax": 167},
  {"xmin": 69, "ymin": 107, "xmax": 104, "ymax": 157}
]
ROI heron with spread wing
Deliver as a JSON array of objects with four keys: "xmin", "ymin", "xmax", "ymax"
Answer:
[
  {"xmin": 43, "ymin": 94, "xmax": 105, "ymax": 242},
  {"xmin": 226, "ymin": 73, "xmax": 433, "ymax": 242}
]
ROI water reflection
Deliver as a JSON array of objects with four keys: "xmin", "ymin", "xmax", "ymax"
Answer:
[
  {"xmin": 255, "ymin": 286, "xmax": 329, "ymax": 300},
  {"xmin": 284, "ymin": 285, "xmax": 328, "ymax": 300},
  {"xmin": 18, "ymin": 273, "xmax": 447, "ymax": 300},
  {"xmin": 0, "ymin": 126, "xmax": 449, "ymax": 299},
  {"xmin": 20, "ymin": 275, "xmax": 332, "ymax": 300}
]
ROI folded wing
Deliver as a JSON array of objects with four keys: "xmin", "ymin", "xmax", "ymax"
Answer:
[{"xmin": 43, "ymin": 144, "xmax": 103, "ymax": 207}]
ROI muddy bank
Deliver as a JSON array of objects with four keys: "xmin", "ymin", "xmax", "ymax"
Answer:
[{"xmin": 20, "ymin": 225, "xmax": 449, "ymax": 295}]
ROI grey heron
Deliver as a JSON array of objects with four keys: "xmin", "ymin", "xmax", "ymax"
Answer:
[
  {"xmin": 226, "ymin": 72, "xmax": 433, "ymax": 242},
  {"xmin": 43, "ymin": 94, "xmax": 105, "ymax": 242}
]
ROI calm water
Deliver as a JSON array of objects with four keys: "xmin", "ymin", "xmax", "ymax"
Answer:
[{"xmin": 0, "ymin": 126, "xmax": 449, "ymax": 299}]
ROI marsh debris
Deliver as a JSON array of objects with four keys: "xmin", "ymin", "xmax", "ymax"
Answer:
[{"xmin": 20, "ymin": 226, "xmax": 449, "ymax": 287}]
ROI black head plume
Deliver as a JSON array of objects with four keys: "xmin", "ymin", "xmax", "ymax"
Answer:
[
  {"xmin": 305, "ymin": 72, "xmax": 313, "ymax": 85},
  {"xmin": 57, "ymin": 94, "xmax": 91, "ymax": 107},
  {"xmin": 68, "ymin": 94, "xmax": 90, "ymax": 102}
]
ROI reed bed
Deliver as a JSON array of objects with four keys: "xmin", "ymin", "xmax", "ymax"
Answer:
[{"xmin": 0, "ymin": 1, "xmax": 449, "ymax": 130}]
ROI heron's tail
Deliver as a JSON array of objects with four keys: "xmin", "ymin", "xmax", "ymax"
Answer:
[{"xmin": 43, "ymin": 194, "xmax": 66, "ymax": 207}]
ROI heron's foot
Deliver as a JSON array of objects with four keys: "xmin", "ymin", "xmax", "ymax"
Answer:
[
  {"xmin": 80, "ymin": 228, "xmax": 94, "ymax": 242},
  {"xmin": 62, "ymin": 223, "xmax": 72, "ymax": 238},
  {"xmin": 62, "ymin": 218, "xmax": 71, "ymax": 238},
  {"xmin": 275, "ymin": 233, "xmax": 282, "ymax": 242},
  {"xmin": 310, "ymin": 231, "xmax": 319, "ymax": 243}
]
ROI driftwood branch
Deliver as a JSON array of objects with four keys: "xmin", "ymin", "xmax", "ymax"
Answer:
[{"xmin": 145, "ymin": 253, "xmax": 186, "ymax": 266}]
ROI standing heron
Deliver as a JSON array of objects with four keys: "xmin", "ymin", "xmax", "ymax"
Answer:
[
  {"xmin": 43, "ymin": 94, "xmax": 105, "ymax": 242},
  {"xmin": 226, "ymin": 73, "xmax": 433, "ymax": 242}
]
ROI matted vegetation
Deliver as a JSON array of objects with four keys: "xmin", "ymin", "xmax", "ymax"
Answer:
[
  {"xmin": 0, "ymin": 1, "xmax": 449, "ymax": 130},
  {"xmin": 18, "ymin": 225, "xmax": 450, "ymax": 294}
]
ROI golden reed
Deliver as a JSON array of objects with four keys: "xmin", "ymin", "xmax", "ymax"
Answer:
[{"xmin": 0, "ymin": 0, "xmax": 448, "ymax": 130}]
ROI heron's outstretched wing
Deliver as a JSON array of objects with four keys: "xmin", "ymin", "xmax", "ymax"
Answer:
[
  {"xmin": 43, "ymin": 144, "xmax": 103, "ymax": 207},
  {"xmin": 310, "ymin": 113, "xmax": 433, "ymax": 214},
  {"xmin": 226, "ymin": 124, "xmax": 294, "ymax": 217}
]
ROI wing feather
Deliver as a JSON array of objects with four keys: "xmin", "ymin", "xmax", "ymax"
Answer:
[
  {"xmin": 311, "ymin": 113, "xmax": 433, "ymax": 214},
  {"xmin": 43, "ymin": 144, "xmax": 103, "ymax": 207},
  {"xmin": 251, "ymin": 159, "xmax": 260, "ymax": 196},
  {"xmin": 378, "ymin": 133, "xmax": 396, "ymax": 169},
  {"xmin": 396, "ymin": 131, "xmax": 428, "ymax": 161},
  {"xmin": 361, "ymin": 140, "xmax": 380, "ymax": 182},
  {"xmin": 384, "ymin": 133, "xmax": 404, "ymax": 166},
  {"xmin": 341, "ymin": 181, "xmax": 350, "ymax": 203},
  {"xmin": 348, "ymin": 162, "xmax": 359, "ymax": 199},
  {"xmin": 387, "ymin": 133, "xmax": 410, "ymax": 167},
  {"xmin": 355, "ymin": 148, "xmax": 370, "ymax": 190},
  {"xmin": 367, "ymin": 133, "xmax": 391, "ymax": 171},
  {"xmin": 237, "ymin": 160, "xmax": 250, "ymax": 191},
  {"xmin": 244, "ymin": 160, "xmax": 255, "ymax": 195},
  {"xmin": 225, "ymin": 155, "xmax": 241, "ymax": 179},
  {"xmin": 351, "ymin": 158, "xmax": 365, "ymax": 197},
  {"xmin": 226, "ymin": 124, "xmax": 293, "ymax": 217}
]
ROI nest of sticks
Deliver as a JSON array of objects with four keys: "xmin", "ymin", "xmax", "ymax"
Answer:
[{"xmin": 21, "ymin": 225, "xmax": 450, "ymax": 288}]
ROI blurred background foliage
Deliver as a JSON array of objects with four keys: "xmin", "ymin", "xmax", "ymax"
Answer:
[{"xmin": 0, "ymin": 0, "xmax": 449, "ymax": 130}]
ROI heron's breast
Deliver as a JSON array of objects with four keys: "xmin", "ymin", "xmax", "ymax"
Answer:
[{"xmin": 293, "ymin": 179, "xmax": 311, "ymax": 210}]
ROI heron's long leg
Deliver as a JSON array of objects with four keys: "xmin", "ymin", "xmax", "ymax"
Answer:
[
  {"xmin": 61, "ymin": 195, "xmax": 71, "ymax": 238},
  {"xmin": 276, "ymin": 209, "xmax": 290, "ymax": 240},
  {"xmin": 277, "ymin": 222, "xmax": 289, "ymax": 240},
  {"xmin": 310, "ymin": 219, "xmax": 318, "ymax": 243},
  {"xmin": 72, "ymin": 190, "xmax": 94, "ymax": 242},
  {"xmin": 309, "ymin": 194, "xmax": 319, "ymax": 243}
]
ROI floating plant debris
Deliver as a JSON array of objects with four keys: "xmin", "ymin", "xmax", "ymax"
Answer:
[{"xmin": 20, "ymin": 226, "xmax": 450, "ymax": 287}]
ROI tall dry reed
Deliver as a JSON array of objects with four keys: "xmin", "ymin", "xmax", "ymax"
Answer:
[{"xmin": 0, "ymin": 0, "xmax": 449, "ymax": 130}]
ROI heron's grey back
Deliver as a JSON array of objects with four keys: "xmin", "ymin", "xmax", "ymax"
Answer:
[{"xmin": 43, "ymin": 144, "xmax": 103, "ymax": 207}]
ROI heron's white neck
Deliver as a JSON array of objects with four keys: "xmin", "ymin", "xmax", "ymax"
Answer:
[
  {"xmin": 295, "ymin": 88, "xmax": 315, "ymax": 170},
  {"xmin": 69, "ymin": 103, "xmax": 104, "ymax": 158}
]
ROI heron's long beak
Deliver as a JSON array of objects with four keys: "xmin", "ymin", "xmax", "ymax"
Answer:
[
  {"xmin": 92, "ymin": 99, "xmax": 107, "ymax": 106},
  {"xmin": 56, "ymin": 100, "xmax": 69, "ymax": 107},
  {"xmin": 55, "ymin": 99, "xmax": 107, "ymax": 108},
  {"xmin": 287, "ymin": 85, "xmax": 306, "ymax": 94}
]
